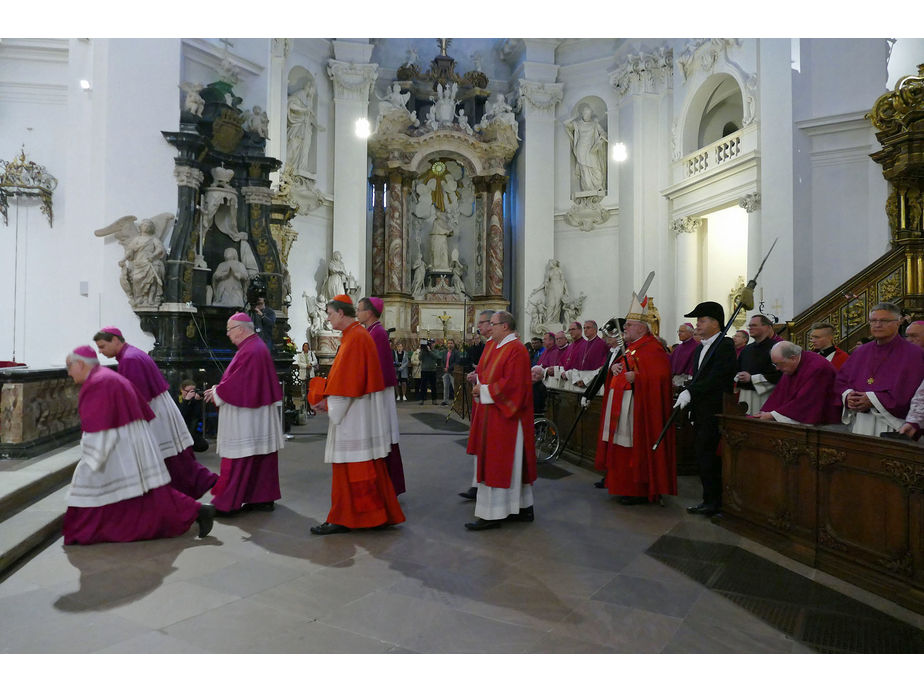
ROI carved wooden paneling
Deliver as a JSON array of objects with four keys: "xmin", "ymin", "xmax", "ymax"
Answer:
[{"xmin": 717, "ymin": 415, "xmax": 924, "ymax": 614}]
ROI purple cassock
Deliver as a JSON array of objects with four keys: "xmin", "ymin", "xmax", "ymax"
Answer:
[
  {"xmin": 116, "ymin": 342, "xmax": 218, "ymax": 498},
  {"xmin": 366, "ymin": 320, "xmax": 406, "ymax": 495},
  {"xmin": 560, "ymin": 339, "xmax": 585, "ymax": 371},
  {"xmin": 576, "ymin": 336, "xmax": 609, "ymax": 371},
  {"xmin": 834, "ymin": 335, "xmax": 924, "ymax": 420},
  {"xmin": 759, "ymin": 351, "xmax": 841, "ymax": 424},
  {"xmin": 63, "ymin": 366, "xmax": 200, "ymax": 545},
  {"xmin": 211, "ymin": 333, "xmax": 284, "ymax": 512},
  {"xmin": 537, "ymin": 346, "xmax": 562, "ymax": 369},
  {"xmin": 670, "ymin": 337, "xmax": 699, "ymax": 376}
]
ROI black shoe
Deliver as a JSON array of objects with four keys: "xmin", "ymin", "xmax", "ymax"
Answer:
[
  {"xmin": 214, "ymin": 507, "xmax": 240, "ymax": 518},
  {"xmin": 458, "ymin": 487, "xmax": 477, "ymax": 500},
  {"xmin": 196, "ymin": 504, "xmax": 216, "ymax": 538},
  {"xmin": 618, "ymin": 496, "xmax": 649, "ymax": 506},
  {"xmin": 440, "ymin": 401, "xmax": 448, "ymax": 406},
  {"xmin": 508, "ymin": 506, "xmax": 534, "ymax": 522},
  {"xmin": 310, "ymin": 522, "xmax": 351, "ymax": 535},
  {"xmin": 593, "ymin": 477, "xmax": 606, "ymax": 489},
  {"xmin": 687, "ymin": 503, "xmax": 718, "ymax": 516},
  {"xmin": 465, "ymin": 518, "xmax": 502, "ymax": 531},
  {"xmin": 243, "ymin": 501, "xmax": 275, "ymax": 512}
]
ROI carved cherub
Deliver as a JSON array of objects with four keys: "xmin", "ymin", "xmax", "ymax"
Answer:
[
  {"xmin": 94, "ymin": 213, "xmax": 176, "ymax": 308},
  {"xmin": 179, "ymin": 82, "xmax": 205, "ymax": 117},
  {"xmin": 245, "ymin": 105, "xmax": 270, "ymax": 138}
]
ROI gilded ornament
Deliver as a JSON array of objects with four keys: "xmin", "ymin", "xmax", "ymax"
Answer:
[
  {"xmin": 877, "ymin": 268, "xmax": 903, "ymax": 303},
  {"xmin": 211, "ymin": 109, "xmax": 245, "ymax": 154}
]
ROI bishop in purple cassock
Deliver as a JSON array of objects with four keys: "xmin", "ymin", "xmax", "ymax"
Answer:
[
  {"xmin": 95, "ymin": 326, "xmax": 218, "ymax": 499},
  {"xmin": 756, "ymin": 344, "xmax": 840, "ymax": 425},
  {"xmin": 834, "ymin": 306, "xmax": 924, "ymax": 436},
  {"xmin": 358, "ymin": 296, "xmax": 406, "ymax": 495},
  {"xmin": 670, "ymin": 323, "xmax": 699, "ymax": 379}
]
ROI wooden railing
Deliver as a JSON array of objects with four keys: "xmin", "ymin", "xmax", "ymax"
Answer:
[{"xmin": 718, "ymin": 415, "xmax": 924, "ymax": 615}]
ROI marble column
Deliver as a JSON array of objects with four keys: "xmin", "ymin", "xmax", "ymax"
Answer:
[
  {"xmin": 486, "ymin": 175, "xmax": 507, "ymax": 298},
  {"xmin": 673, "ymin": 216, "xmax": 701, "ymax": 314},
  {"xmin": 514, "ymin": 79, "xmax": 563, "ymax": 322},
  {"xmin": 370, "ymin": 174, "xmax": 386, "ymax": 295},
  {"xmin": 739, "ymin": 192, "xmax": 762, "ymax": 287},
  {"xmin": 266, "ymin": 38, "xmax": 290, "ymax": 188},
  {"xmin": 327, "ymin": 56, "xmax": 378, "ymax": 297}
]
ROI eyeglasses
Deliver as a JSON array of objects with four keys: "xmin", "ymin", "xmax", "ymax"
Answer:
[
  {"xmin": 477, "ymin": 319, "xmax": 489, "ymax": 325},
  {"xmin": 226, "ymin": 325, "xmax": 241, "ymax": 334},
  {"xmin": 489, "ymin": 322, "xmax": 501, "ymax": 326},
  {"xmin": 868, "ymin": 318, "xmax": 898, "ymax": 325}
]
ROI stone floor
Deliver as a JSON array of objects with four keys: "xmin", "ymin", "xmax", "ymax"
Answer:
[{"xmin": 2, "ymin": 401, "xmax": 923, "ymax": 655}]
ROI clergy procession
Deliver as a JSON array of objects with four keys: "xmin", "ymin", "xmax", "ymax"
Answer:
[{"xmin": 59, "ymin": 286, "xmax": 924, "ymax": 548}]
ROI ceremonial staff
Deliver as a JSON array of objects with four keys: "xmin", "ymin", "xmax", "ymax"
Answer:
[
  {"xmin": 652, "ymin": 239, "xmax": 779, "ymax": 451},
  {"xmin": 556, "ymin": 272, "xmax": 655, "ymax": 460}
]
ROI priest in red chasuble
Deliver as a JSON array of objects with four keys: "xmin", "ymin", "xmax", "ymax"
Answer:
[
  {"xmin": 593, "ymin": 293, "xmax": 676, "ymax": 505},
  {"xmin": 466, "ymin": 311, "xmax": 537, "ymax": 530},
  {"xmin": 309, "ymin": 295, "xmax": 405, "ymax": 535}
]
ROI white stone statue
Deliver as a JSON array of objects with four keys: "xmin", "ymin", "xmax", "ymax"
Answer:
[
  {"xmin": 381, "ymin": 82, "xmax": 410, "ymax": 111},
  {"xmin": 564, "ymin": 104, "xmax": 608, "ymax": 193},
  {"xmin": 482, "ymin": 93, "xmax": 517, "ymax": 128},
  {"xmin": 449, "ymin": 248, "xmax": 467, "ymax": 296},
  {"xmin": 179, "ymin": 82, "xmax": 205, "ymax": 117},
  {"xmin": 303, "ymin": 292, "xmax": 331, "ymax": 337},
  {"xmin": 211, "ymin": 247, "xmax": 249, "ymax": 307},
  {"xmin": 245, "ymin": 105, "xmax": 269, "ymax": 139},
  {"xmin": 376, "ymin": 82, "xmax": 419, "ymax": 130},
  {"xmin": 428, "ymin": 82, "xmax": 459, "ymax": 131},
  {"xmin": 541, "ymin": 259, "xmax": 568, "ymax": 324},
  {"xmin": 411, "ymin": 254, "xmax": 428, "ymax": 298},
  {"xmin": 404, "ymin": 48, "xmax": 418, "ymax": 66},
  {"xmin": 286, "ymin": 83, "xmax": 322, "ymax": 175},
  {"xmin": 94, "ymin": 213, "xmax": 175, "ymax": 308},
  {"xmin": 456, "ymin": 108, "xmax": 473, "ymax": 135},
  {"xmin": 428, "ymin": 212, "xmax": 454, "ymax": 270},
  {"xmin": 321, "ymin": 250, "xmax": 350, "ymax": 299}
]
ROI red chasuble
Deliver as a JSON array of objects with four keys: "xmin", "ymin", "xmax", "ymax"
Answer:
[
  {"xmin": 470, "ymin": 338, "xmax": 538, "ymax": 488},
  {"xmin": 595, "ymin": 334, "xmax": 676, "ymax": 500},
  {"xmin": 465, "ymin": 337, "xmax": 494, "ymax": 455}
]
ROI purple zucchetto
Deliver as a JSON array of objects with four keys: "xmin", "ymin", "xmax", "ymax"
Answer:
[
  {"xmin": 99, "ymin": 326, "xmax": 124, "ymax": 339},
  {"xmin": 369, "ymin": 297, "xmax": 384, "ymax": 315},
  {"xmin": 229, "ymin": 312, "xmax": 252, "ymax": 323},
  {"xmin": 69, "ymin": 345, "xmax": 99, "ymax": 363}
]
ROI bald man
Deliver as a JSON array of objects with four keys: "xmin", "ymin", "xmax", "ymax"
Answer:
[{"xmin": 906, "ymin": 320, "xmax": 924, "ymax": 349}]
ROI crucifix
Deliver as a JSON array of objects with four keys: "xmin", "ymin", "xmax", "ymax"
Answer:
[{"xmin": 437, "ymin": 311, "xmax": 452, "ymax": 342}]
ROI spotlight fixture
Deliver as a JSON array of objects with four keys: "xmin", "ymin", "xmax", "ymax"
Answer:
[
  {"xmin": 611, "ymin": 142, "xmax": 628, "ymax": 162},
  {"xmin": 79, "ymin": 79, "xmax": 92, "ymax": 91},
  {"xmin": 355, "ymin": 117, "xmax": 370, "ymax": 139}
]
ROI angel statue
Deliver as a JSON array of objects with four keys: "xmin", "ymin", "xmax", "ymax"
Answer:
[
  {"xmin": 94, "ymin": 213, "xmax": 175, "ymax": 308},
  {"xmin": 179, "ymin": 82, "xmax": 205, "ymax": 117}
]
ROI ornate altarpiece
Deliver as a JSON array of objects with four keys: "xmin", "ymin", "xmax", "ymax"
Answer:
[{"xmin": 367, "ymin": 47, "xmax": 519, "ymax": 342}]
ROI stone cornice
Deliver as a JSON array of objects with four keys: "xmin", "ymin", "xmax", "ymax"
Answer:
[
  {"xmin": 181, "ymin": 38, "xmax": 264, "ymax": 79},
  {"xmin": 242, "ymin": 186, "xmax": 275, "ymax": 206},
  {"xmin": 515, "ymin": 79, "xmax": 564, "ymax": 116},
  {"xmin": 327, "ymin": 60, "xmax": 379, "ymax": 101},
  {"xmin": 0, "ymin": 38, "xmax": 69, "ymax": 63},
  {"xmin": 609, "ymin": 46, "xmax": 673, "ymax": 100}
]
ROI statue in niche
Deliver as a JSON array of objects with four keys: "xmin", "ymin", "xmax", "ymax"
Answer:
[
  {"xmin": 94, "ymin": 213, "xmax": 175, "ymax": 309},
  {"xmin": 321, "ymin": 251, "xmax": 350, "ymax": 299},
  {"xmin": 211, "ymin": 247, "xmax": 250, "ymax": 307},
  {"xmin": 429, "ymin": 212, "xmax": 454, "ymax": 270},
  {"xmin": 541, "ymin": 259, "xmax": 568, "ymax": 324},
  {"xmin": 564, "ymin": 104, "xmax": 608, "ymax": 194},
  {"xmin": 449, "ymin": 249, "xmax": 467, "ymax": 296},
  {"xmin": 411, "ymin": 255, "xmax": 428, "ymax": 299},
  {"xmin": 179, "ymin": 82, "xmax": 205, "ymax": 117},
  {"xmin": 286, "ymin": 82, "xmax": 322, "ymax": 175},
  {"xmin": 244, "ymin": 105, "xmax": 269, "ymax": 139}
]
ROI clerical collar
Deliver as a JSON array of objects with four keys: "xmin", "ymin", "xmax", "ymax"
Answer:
[
  {"xmin": 817, "ymin": 345, "xmax": 836, "ymax": 357},
  {"xmin": 584, "ymin": 335, "xmax": 597, "ymax": 342},
  {"xmin": 495, "ymin": 333, "xmax": 518, "ymax": 349}
]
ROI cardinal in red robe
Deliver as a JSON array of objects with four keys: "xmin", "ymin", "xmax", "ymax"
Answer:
[
  {"xmin": 594, "ymin": 296, "xmax": 676, "ymax": 504},
  {"xmin": 466, "ymin": 311, "xmax": 537, "ymax": 530}
]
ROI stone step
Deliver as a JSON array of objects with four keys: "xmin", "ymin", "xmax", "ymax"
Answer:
[
  {"xmin": 0, "ymin": 445, "xmax": 79, "ymax": 578},
  {"xmin": 0, "ymin": 486, "xmax": 69, "ymax": 577},
  {"xmin": 0, "ymin": 445, "xmax": 79, "ymax": 523}
]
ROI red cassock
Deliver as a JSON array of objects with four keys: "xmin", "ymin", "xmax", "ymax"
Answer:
[
  {"xmin": 594, "ymin": 334, "xmax": 676, "ymax": 500},
  {"xmin": 469, "ymin": 339, "xmax": 538, "ymax": 488}
]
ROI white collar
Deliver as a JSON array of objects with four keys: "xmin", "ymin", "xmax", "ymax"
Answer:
[
  {"xmin": 699, "ymin": 332, "xmax": 720, "ymax": 348},
  {"xmin": 494, "ymin": 333, "xmax": 518, "ymax": 349}
]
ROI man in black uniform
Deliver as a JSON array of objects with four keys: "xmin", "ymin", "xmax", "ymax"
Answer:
[{"xmin": 674, "ymin": 301, "xmax": 737, "ymax": 517}]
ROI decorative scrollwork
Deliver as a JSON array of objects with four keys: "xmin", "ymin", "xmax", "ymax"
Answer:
[
  {"xmin": 882, "ymin": 459, "xmax": 924, "ymax": 493},
  {"xmin": 877, "ymin": 551, "xmax": 913, "ymax": 577},
  {"xmin": 768, "ymin": 510, "xmax": 792, "ymax": 532},
  {"xmin": 772, "ymin": 438, "xmax": 806, "ymax": 465},
  {"xmin": 868, "ymin": 64, "xmax": 924, "ymax": 135},
  {"xmin": 720, "ymin": 426, "xmax": 747, "ymax": 450},
  {"xmin": 813, "ymin": 447, "xmax": 845, "ymax": 470},
  {"xmin": 0, "ymin": 146, "xmax": 58, "ymax": 227}
]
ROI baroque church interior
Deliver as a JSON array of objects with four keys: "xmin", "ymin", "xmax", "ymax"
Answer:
[{"xmin": 2, "ymin": 6, "xmax": 924, "ymax": 674}]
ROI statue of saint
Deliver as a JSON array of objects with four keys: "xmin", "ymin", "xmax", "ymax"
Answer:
[
  {"xmin": 449, "ymin": 249, "xmax": 467, "ymax": 296},
  {"xmin": 321, "ymin": 251, "xmax": 349, "ymax": 299},
  {"xmin": 564, "ymin": 104, "xmax": 608, "ymax": 193},
  {"xmin": 411, "ymin": 255, "xmax": 428, "ymax": 298},
  {"xmin": 211, "ymin": 247, "xmax": 249, "ymax": 307},
  {"xmin": 286, "ymin": 83, "xmax": 320, "ymax": 175},
  {"xmin": 542, "ymin": 259, "xmax": 567, "ymax": 324},
  {"xmin": 428, "ymin": 212, "xmax": 453, "ymax": 270},
  {"xmin": 123, "ymin": 220, "xmax": 166, "ymax": 307}
]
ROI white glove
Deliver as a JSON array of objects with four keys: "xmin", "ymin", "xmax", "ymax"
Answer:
[
  {"xmin": 675, "ymin": 390, "xmax": 691, "ymax": 409},
  {"xmin": 580, "ymin": 397, "xmax": 589, "ymax": 408}
]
